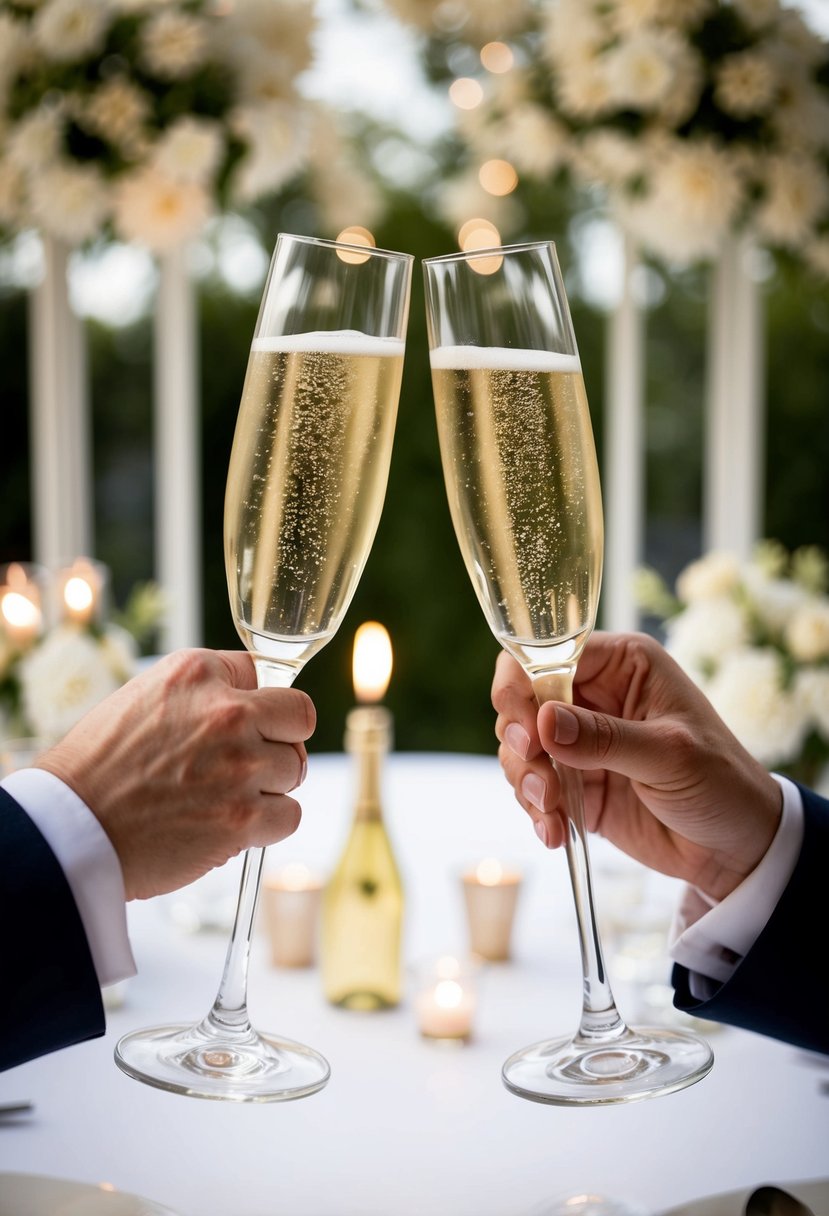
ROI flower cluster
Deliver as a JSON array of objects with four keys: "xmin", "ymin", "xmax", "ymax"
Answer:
[
  {"xmin": 392, "ymin": 0, "xmax": 829, "ymax": 271},
  {"xmin": 637, "ymin": 542, "xmax": 829, "ymax": 789},
  {"xmin": 0, "ymin": 0, "xmax": 381, "ymax": 251},
  {"xmin": 0, "ymin": 579, "xmax": 162, "ymax": 745}
]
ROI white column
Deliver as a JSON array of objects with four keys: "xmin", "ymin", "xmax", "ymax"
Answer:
[
  {"xmin": 154, "ymin": 246, "xmax": 202, "ymax": 651},
  {"xmin": 602, "ymin": 229, "xmax": 645, "ymax": 632},
  {"xmin": 28, "ymin": 235, "xmax": 93, "ymax": 567},
  {"xmin": 704, "ymin": 236, "xmax": 765, "ymax": 558}
]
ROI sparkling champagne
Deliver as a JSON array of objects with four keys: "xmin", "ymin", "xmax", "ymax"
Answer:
[
  {"xmin": 321, "ymin": 706, "xmax": 403, "ymax": 1010},
  {"xmin": 225, "ymin": 331, "xmax": 404, "ymax": 670},
  {"xmin": 430, "ymin": 345, "xmax": 603, "ymax": 674}
]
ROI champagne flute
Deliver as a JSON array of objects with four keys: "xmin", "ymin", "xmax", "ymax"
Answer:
[
  {"xmin": 423, "ymin": 241, "xmax": 713, "ymax": 1105},
  {"xmin": 115, "ymin": 234, "xmax": 412, "ymax": 1101}
]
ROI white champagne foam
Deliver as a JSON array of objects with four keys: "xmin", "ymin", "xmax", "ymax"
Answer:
[
  {"xmin": 252, "ymin": 330, "xmax": 404, "ymax": 357},
  {"xmin": 430, "ymin": 345, "xmax": 581, "ymax": 373}
]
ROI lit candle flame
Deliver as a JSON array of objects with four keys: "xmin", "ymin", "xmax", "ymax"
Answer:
[
  {"xmin": 64, "ymin": 575, "xmax": 94, "ymax": 615},
  {"xmin": 475, "ymin": 858, "xmax": 504, "ymax": 886},
  {"xmin": 277, "ymin": 862, "xmax": 314, "ymax": 891},
  {"xmin": 353, "ymin": 621, "xmax": 393, "ymax": 703},
  {"xmin": 1, "ymin": 591, "xmax": 40, "ymax": 632},
  {"xmin": 434, "ymin": 979, "xmax": 464, "ymax": 1010}
]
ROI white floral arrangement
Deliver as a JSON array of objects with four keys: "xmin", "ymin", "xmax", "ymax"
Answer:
[
  {"xmin": 637, "ymin": 541, "xmax": 829, "ymax": 790},
  {"xmin": 0, "ymin": 0, "xmax": 381, "ymax": 251},
  {"xmin": 0, "ymin": 580, "xmax": 162, "ymax": 744},
  {"xmin": 390, "ymin": 0, "xmax": 829, "ymax": 271}
]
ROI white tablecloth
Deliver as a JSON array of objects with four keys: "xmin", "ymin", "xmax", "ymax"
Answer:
[{"xmin": 1, "ymin": 753, "xmax": 827, "ymax": 1215}]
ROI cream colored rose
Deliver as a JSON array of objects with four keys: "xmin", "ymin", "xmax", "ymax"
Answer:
[
  {"xmin": 785, "ymin": 600, "xmax": 829, "ymax": 662},
  {"xmin": 665, "ymin": 597, "xmax": 748, "ymax": 672},
  {"xmin": 20, "ymin": 625, "xmax": 134, "ymax": 743},
  {"xmin": 676, "ymin": 551, "xmax": 741, "ymax": 603},
  {"xmin": 705, "ymin": 648, "xmax": 808, "ymax": 768}
]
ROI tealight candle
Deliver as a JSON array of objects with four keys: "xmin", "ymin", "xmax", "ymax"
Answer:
[
  {"xmin": 0, "ymin": 562, "xmax": 44, "ymax": 647},
  {"xmin": 414, "ymin": 956, "xmax": 477, "ymax": 1043},
  {"xmin": 461, "ymin": 857, "xmax": 523, "ymax": 961},
  {"xmin": 56, "ymin": 557, "xmax": 107, "ymax": 626},
  {"xmin": 261, "ymin": 863, "xmax": 323, "ymax": 968}
]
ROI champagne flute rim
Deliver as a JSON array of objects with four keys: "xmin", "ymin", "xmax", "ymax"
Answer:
[
  {"xmin": 423, "ymin": 239, "xmax": 557, "ymax": 266},
  {"xmin": 278, "ymin": 232, "xmax": 414, "ymax": 264}
]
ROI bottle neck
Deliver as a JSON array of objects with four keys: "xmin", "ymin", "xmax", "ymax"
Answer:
[{"xmin": 345, "ymin": 705, "xmax": 392, "ymax": 824}]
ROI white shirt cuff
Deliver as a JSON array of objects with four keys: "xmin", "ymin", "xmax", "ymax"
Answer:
[
  {"xmin": 669, "ymin": 774, "xmax": 804, "ymax": 987},
  {"xmin": 2, "ymin": 768, "xmax": 136, "ymax": 988}
]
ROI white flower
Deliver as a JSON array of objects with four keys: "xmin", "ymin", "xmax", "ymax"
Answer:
[
  {"xmin": 224, "ymin": 0, "xmax": 315, "ymax": 96},
  {"xmin": 140, "ymin": 10, "xmax": 208, "ymax": 78},
  {"xmin": 29, "ymin": 161, "xmax": 110, "ymax": 244},
  {"xmin": 0, "ymin": 12, "xmax": 30, "ymax": 81},
  {"xmin": 755, "ymin": 154, "xmax": 829, "ymax": 250},
  {"xmin": 715, "ymin": 51, "xmax": 778, "ymax": 119},
  {"xmin": 676, "ymin": 552, "xmax": 741, "ymax": 603},
  {"xmin": 153, "ymin": 117, "xmax": 223, "ymax": 185},
  {"xmin": 776, "ymin": 8, "xmax": 826, "ymax": 68},
  {"xmin": 742, "ymin": 567, "xmax": 809, "ymax": 632},
  {"xmin": 795, "ymin": 667, "xmax": 829, "ymax": 738},
  {"xmin": 657, "ymin": 43, "xmax": 703, "ymax": 126},
  {"xmin": 230, "ymin": 102, "xmax": 308, "ymax": 203},
  {"xmin": 785, "ymin": 600, "xmax": 829, "ymax": 663},
  {"xmin": 730, "ymin": 0, "xmax": 780, "ymax": 30},
  {"xmin": 665, "ymin": 597, "xmax": 749, "ymax": 672},
  {"xmin": 620, "ymin": 140, "xmax": 744, "ymax": 264},
  {"xmin": 468, "ymin": 105, "xmax": 568, "ymax": 180},
  {"xmin": 610, "ymin": 0, "xmax": 713, "ymax": 31},
  {"xmin": 19, "ymin": 626, "xmax": 128, "ymax": 742},
  {"xmin": 555, "ymin": 60, "xmax": 614, "ymax": 121},
  {"xmin": 542, "ymin": 0, "xmax": 604, "ymax": 69},
  {"xmin": 81, "ymin": 77, "xmax": 150, "ymax": 155},
  {"xmin": 113, "ymin": 166, "xmax": 211, "ymax": 251},
  {"xmin": 604, "ymin": 29, "xmax": 677, "ymax": 110},
  {"xmin": 6, "ymin": 106, "xmax": 63, "ymax": 172},
  {"xmin": 771, "ymin": 81, "xmax": 829, "ymax": 153},
  {"xmin": 575, "ymin": 130, "xmax": 644, "ymax": 186},
  {"xmin": 32, "ymin": 0, "xmax": 109, "ymax": 62},
  {"xmin": 705, "ymin": 648, "xmax": 808, "ymax": 768}
]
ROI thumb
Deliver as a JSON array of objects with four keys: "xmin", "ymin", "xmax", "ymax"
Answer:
[
  {"xmin": 536, "ymin": 700, "xmax": 679, "ymax": 787},
  {"xmin": 214, "ymin": 649, "xmax": 258, "ymax": 690}
]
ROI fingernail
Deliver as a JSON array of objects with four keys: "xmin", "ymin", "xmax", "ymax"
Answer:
[
  {"xmin": 522, "ymin": 772, "xmax": 547, "ymax": 813},
  {"xmin": 553, "ymin": 706, "xmax": 579, "ymax": 745},
  {"xmin": 505, "ymin": 723, "xmax": 531, "ymax": 760},
  {"xmin": 534, "ymin": 818, "xmax": 550, "ymax": 848},
  {"xmin": 300, "ymin": 756, "xmax": 308, "ymax": 785}
]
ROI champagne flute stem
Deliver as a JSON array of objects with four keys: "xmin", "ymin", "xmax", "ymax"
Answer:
[
  {"xmin": 204, "ymin": 658, "xmax": 296, "ymax": 1040},
  {"xmin": 534, "ymin": 668, "xmax": 630, "ymax": 1044},
  {"xmin": 205, "ymin": 846, "xmax": 266, "ymax": 1036}
]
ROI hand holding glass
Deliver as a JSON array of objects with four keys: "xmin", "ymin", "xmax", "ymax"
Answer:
[
  {"xmin": 115, "ymin": 234, "xmax": 412, "ymax": 1101},
  {"xmin": 423, "ymin": 241, "xmax": 713, "ymax": 1105}
]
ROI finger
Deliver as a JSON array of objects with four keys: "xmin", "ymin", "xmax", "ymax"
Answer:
[
  {"xmin": 246, "ymin": 794, "xmax": 303, "ymax": 847},
  {"xmin": 492, "ymin": 652, "xmax": 543, "ymax": 757},
  {"xmin": 498, "ymin": 745, "xmax": 567, "ymax": 850},
  {"xmin": 536, "ymin": 699, "xmax": 693, "ymax": 787},
  {"xmin": 254, "ymin": 688, "xmax": 316, "ymax": 744},
  {"xmin": 214, "ymin": 649, "xmax": 259, "ymax": 690}
]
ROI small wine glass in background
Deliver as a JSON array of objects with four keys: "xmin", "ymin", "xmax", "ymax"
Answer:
[
  {"xmin": 115, "ymin": 234, "xmax": 412, "ymax": 1102},
  {"xmin": 423, "ymin": 241, "xmax": 713, "ymax": 1106}
]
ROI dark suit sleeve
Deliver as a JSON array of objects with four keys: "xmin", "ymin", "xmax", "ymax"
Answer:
[
  {"xmin": 672, "ymin": 784, "xmax": 828, "ymax": 1054},
  {"xmin": 0, "ymin": 786, "xmax": 105, "ymax": 1071}
]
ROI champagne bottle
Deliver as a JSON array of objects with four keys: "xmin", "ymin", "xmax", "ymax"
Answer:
[{"xmin": 321, "ymin": 705, "xmax": 403, "ymax": 1010}]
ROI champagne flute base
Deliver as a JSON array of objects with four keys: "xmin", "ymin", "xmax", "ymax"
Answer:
[
  {"xmin": 502, "ymin": 1026, "xmax": 713, "ymax": 1106},
  {"xmin": 114, "ymin": 1021, "xmax": 330, "ymax": 1102}
]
